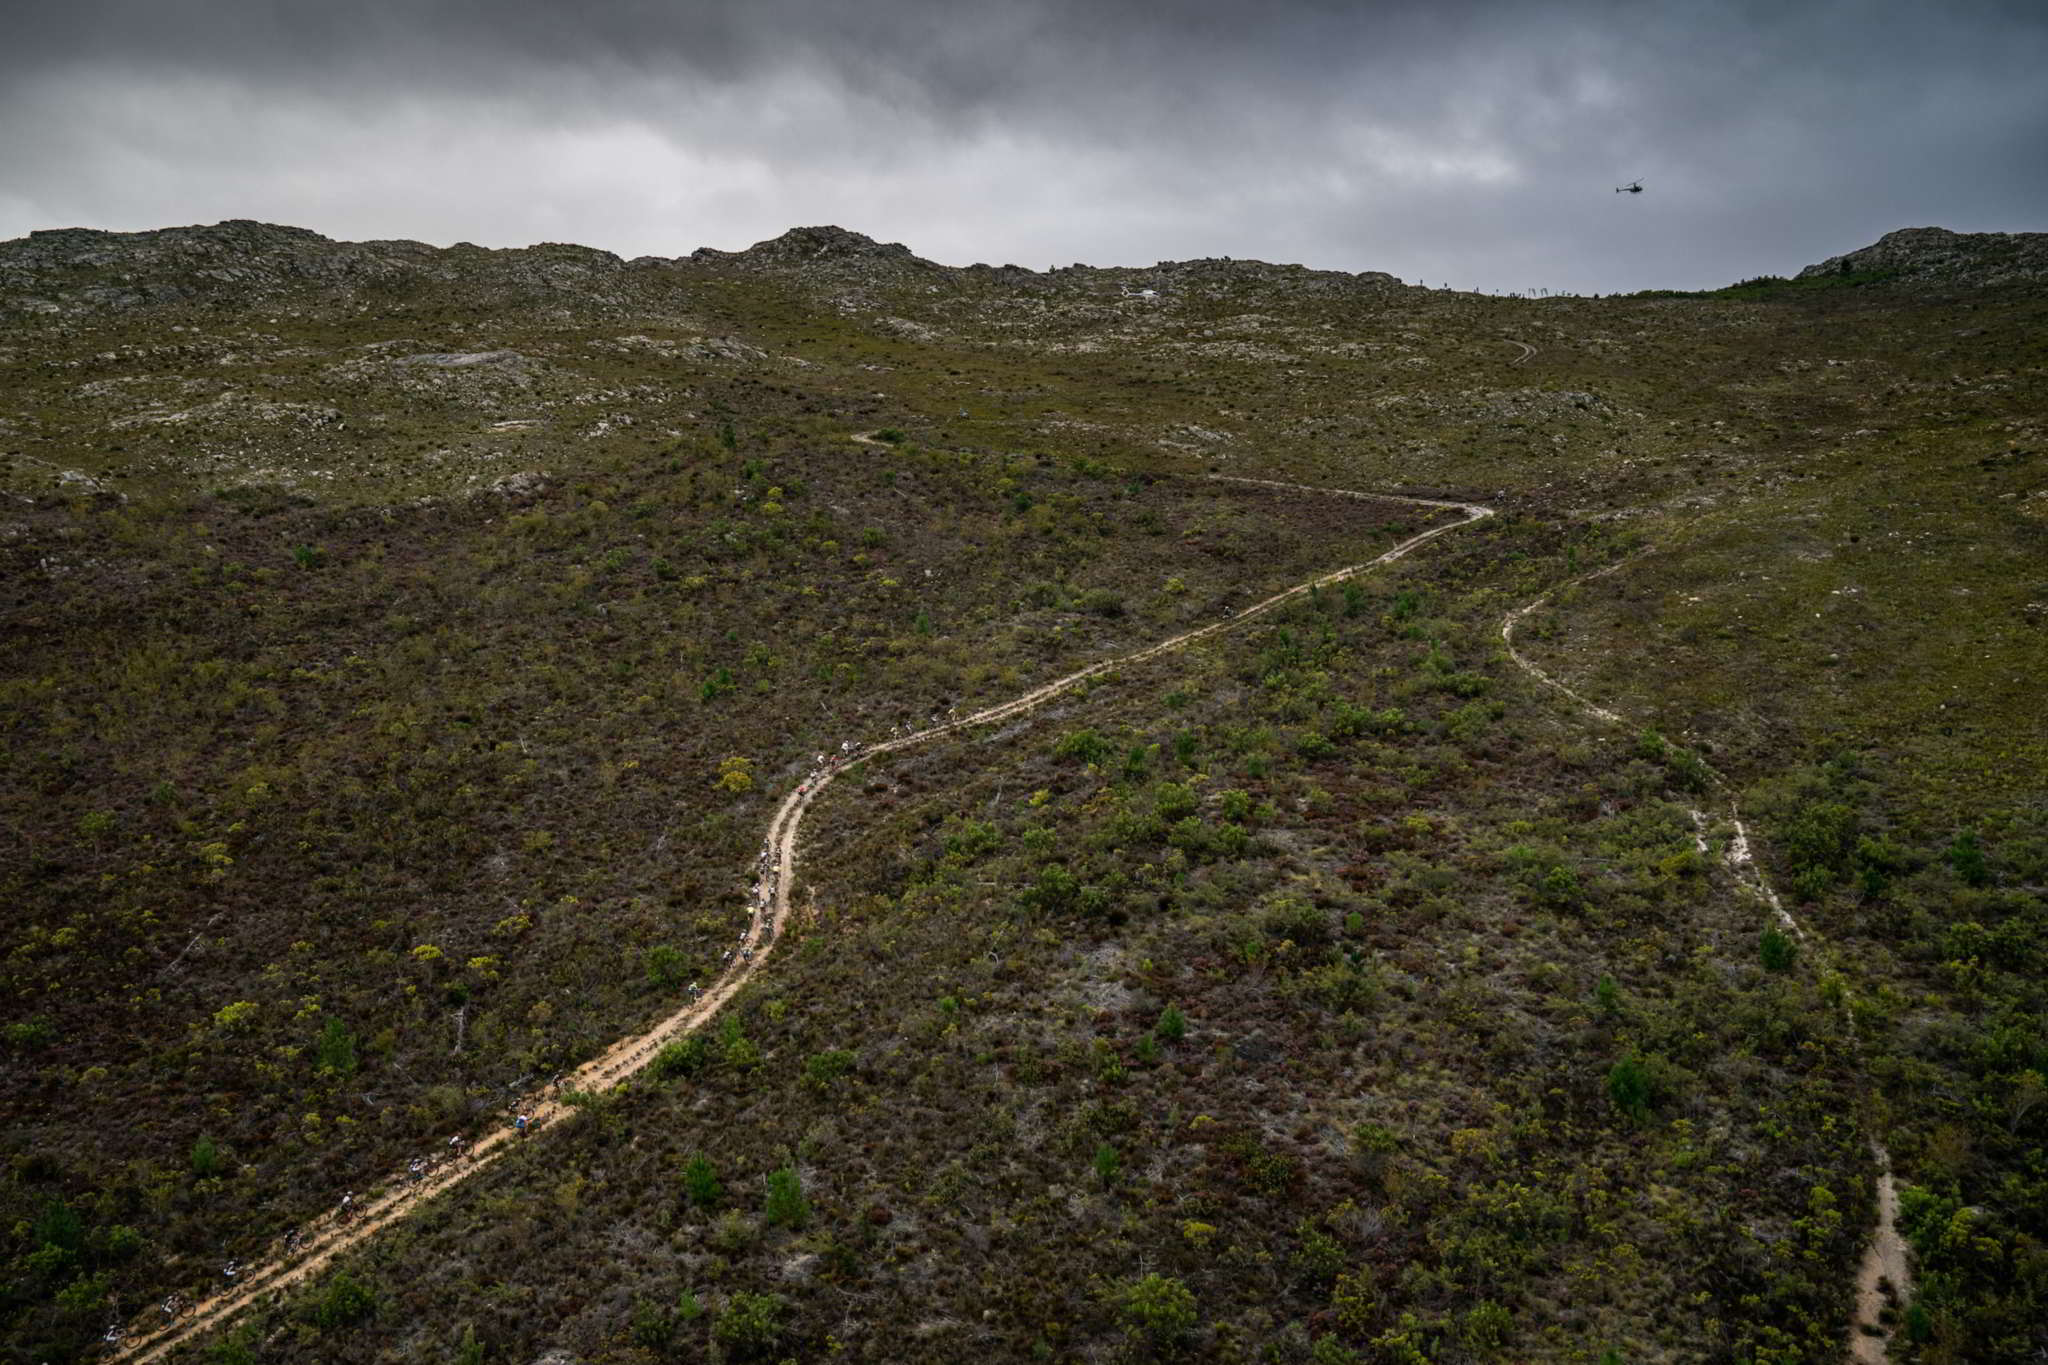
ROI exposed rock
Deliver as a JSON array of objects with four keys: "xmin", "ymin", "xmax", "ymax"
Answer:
[
  {"xmin": 396, "ymin": 350, "xmax": 528, "ymax": 368},
  {"xmin": 696, "ymin": 224, "xmax": 935, "ymax": 272},
  {"xmin": 488, "ymin": 471, "xmax": 550, "ymax": 499},
  {"xmin": 1797, "ymin": 227, "xmax": 2048, "ymax": 288}
]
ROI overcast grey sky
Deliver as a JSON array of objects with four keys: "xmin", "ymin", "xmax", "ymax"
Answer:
[{"xmin": 2, "ymin": 0, "xmax": 2043, "ymax": 292}]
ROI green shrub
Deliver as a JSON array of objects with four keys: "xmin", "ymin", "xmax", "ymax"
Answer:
[
  {"xmin": 654, "ymin": 1035, "xmax": 710, "ymax": 1078},
  {"xmin": 1303, "ymin": 960, "xmax": 1380, "ymax": 1013},
  {"xmin": 1094, "ymin": 1141, "xmax": 1122, "ymax": 1187},
  {"xmin": 1078, "ymin": 587, "xmax": 1124, "ymax": 616},
  {"xmin": 3, "ymin": 1016, "xmax": 54, "ymax": 1050},
  {"xmin": 1055, "ymin": 729, "xmax": 1112, "ymax": 764},
  {"xmin": 804, "ymin": 1049, "xmax": 857, "ymax": 1090},
  {"xmin": 309, "ymin": 1270, "xmax": 378, "ymax": 1331},
  {"xmin": 1155, "ymin": 781, "xmax": 1197, "ymax": 821},
  {"xmin": 32, "ymin": 1199, "xmax": 82, "ymax": 1256},
  {"xmin": 713, "ymin": 1291, "xmax": 783, "ymax": 1354},
  {"xmin": 1026, "ymin": 865, "xmax": 1080, "ymax": 913},
  {"xmin": 1461, "ymin": 1300, "xmax": 1513, "ymax": 1349},
  {"xmin": 1760, "ymin": 927, "xmax": 1798, "ymax": 972},
  {"xmin": 1114, "ymin": 1273, "xmax": 1197, "ymax": 1346},
  {"xmin": 1298, "ymin": 730, "xmax": 1339, "ymax": 759},
  {"xmin": 644, "ymin": 944, "xmax": 687, "ymax": 989},
  {"xmin": 1312, "ymin": 1335, "xmax": 1364, "ymax": 1364},
  {"xmin": 632, "ymin": 1295, "xmax": 675, "ymax": 1348},
  {"xmin": 1291, "ymin": 1217, "xmax": 1345, "ymax": 1285},
  {"xmin": 190, "ymin": 1135, "xmax": 225, "ymax": 1179},
  {"xmin": 724, "ymin": 1034, "xmax": 762, "ymax": 1072},
  {"xmin": 1780, "ymin": 798, "xmax": 1859, "ymax": 891},
  {"xmin": 1535, "ymin": 864, "xmax": 1583, "ymax": 910},
  {"xmin": 1262, "ymin": 895, "xmax": 1330, "ymax": 945},
  {"xmin": 1330, "ymin": 1266, "xmax": 1379, "ymax": 1334}
]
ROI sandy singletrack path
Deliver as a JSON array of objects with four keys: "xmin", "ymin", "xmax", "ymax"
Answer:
[
  {"xmin": 1500, "ymin": 554, "xmax": 1912, "ymax": 1363},
  {"xmin": 111, "ymin": 471, "xmax": 1493, "ymax": 1361}
]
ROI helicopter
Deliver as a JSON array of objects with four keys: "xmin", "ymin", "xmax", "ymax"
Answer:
[{"xmin": 1615, "ymin": 180, "xmax": 1644, "ymax": 194}]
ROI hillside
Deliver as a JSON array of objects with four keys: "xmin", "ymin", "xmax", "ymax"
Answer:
[{"xmin": 2, "ymin": 222, "xmax": 2044, "ymax": 1365}]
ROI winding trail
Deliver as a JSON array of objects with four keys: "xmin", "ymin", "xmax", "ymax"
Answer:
[
  {"xmin": 1500, "ymin": 554, "xmax": 1911, "ymax": 1363},
  {"xmin": 111, "ymin": 471, "xmax": 1493, "ymax": 1362}
]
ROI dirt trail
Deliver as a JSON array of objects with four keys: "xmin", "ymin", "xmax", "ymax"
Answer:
[
  {"xmin": 1500, "ymin": 555, "xmax": 1911, "ymax": 1363},
  {"xmin": 111, "ymin": 472, "xmax": 1492, "ymax": 1362}
]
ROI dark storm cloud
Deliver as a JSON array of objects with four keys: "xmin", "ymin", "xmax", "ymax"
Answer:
[{"xmin": 2, "ymin": 0, "xmax": 2044, "ymax": 291}]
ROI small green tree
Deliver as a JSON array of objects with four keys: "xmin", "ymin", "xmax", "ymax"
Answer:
[
  {"xmin": 1760, "ymin": 927, "xmax": 1798, "ymax": 972},
  {"xmin": 190, "ymin": 1135, "xmax": 224, "ymax": 1179},
  {"xmin": 1594, "ymin": 975, "xmax": 1622, "ymax": 1017},
  {"xmin": 1156, "ymin": 1003, "xmax": 1187, "ymax": 1043},
  {"xmin": 764, "ymin": 1166, "xmax": 809, "ymax": 1228},
  {"xmin": 681, "ymin": 1155, "xmax": 722, "ymax": 1208},
  {"xmin": 1948, "ymin": 829, "xmax": 1989, "ymax": 886},
  {"xmin": 1607, "ymin": 1055, "xmax": 1654, "ymax": 1123},
  {"xmin": 313, "ymin": 1016, "xmax": 358, "ymax": 1077},
  {"xmin": 455, "ymin": 1323, "xmax": 484, "ymax": 1365},
  {"xmin": 1094, "ymin": 1142, "xmax": 1122, "ymax": 1188}
]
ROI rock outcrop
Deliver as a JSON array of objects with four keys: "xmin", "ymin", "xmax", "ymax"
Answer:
[{"xmin": 1797, "ymin": 226, "xmax": 2048, "ymax": 288}]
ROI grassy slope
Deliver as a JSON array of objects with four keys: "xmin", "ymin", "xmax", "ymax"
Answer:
[{"xmin": 2, "ymin": 241, "xmax": 2043, "ymax": 1362}]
